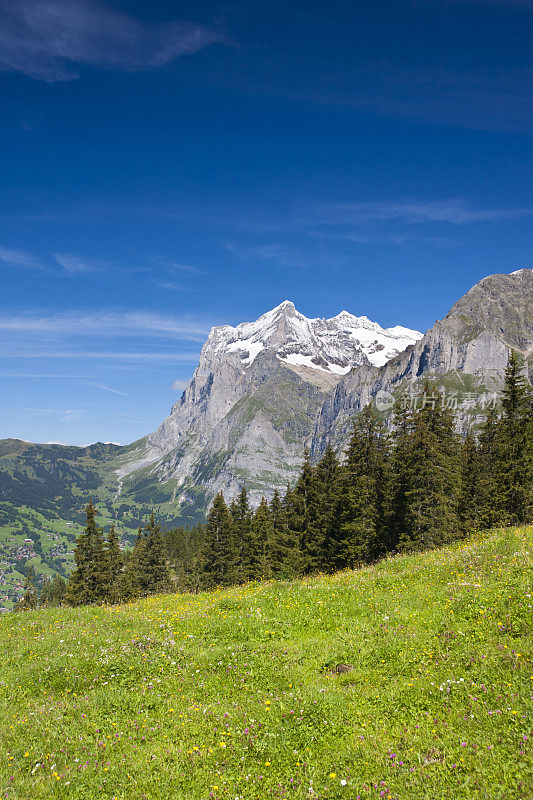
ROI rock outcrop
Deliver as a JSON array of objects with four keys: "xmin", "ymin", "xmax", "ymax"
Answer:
[{"xmin": 310, "ymin": 269, "xmax": 533, "ymax": 456}]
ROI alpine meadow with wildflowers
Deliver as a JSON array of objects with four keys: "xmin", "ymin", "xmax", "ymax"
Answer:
[{"xmin": 0, "ymin": 524, "xmax": 531, "ymax": 799}]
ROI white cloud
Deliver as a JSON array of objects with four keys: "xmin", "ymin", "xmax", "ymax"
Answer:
[
  {"xmin": 151, "ymin": 256, "xmax": 202, "ymax": 274},
  {"xmin": 61, "ymin": 409, "xmax": 82, "ymax": 421},
  {"xmin": 87, "ymin": 382, "xmax": 131, "ymax": 396},
  {"xmin": 5, "ymin": 349, "xmax": 201, "ymax": 362},
  {"xmin": 0, "ymin": 245, "xmax": 43, "ymax": 269},
  {"xmin": 155, "ymin": 281, "xmax": 187, "ymax": 292},
  {"xmin": 171, "ymin": 379, "xmax": 191, "ymax": 391},
  {"xmin": 0, "ymin": 310, "xmax": 211, "ymax": 340},
  {"xmin": 52, "ymin": 253, "xmax": 106, "ymax": 273},
  {"xmin": 313, "ymin": 199, "xmax": 533, "ymax": 227},
  {"xmin": 227, "ymin": 242, "xmax": 312, "ymax": 269},
  {"xmin": 0, "ymin": 0, "xmax": 223, "ymax": 82}
]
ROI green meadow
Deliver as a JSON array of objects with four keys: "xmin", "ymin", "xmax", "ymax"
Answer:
[{"xmin": 0, "ymin": 525, "xmax": 531, "ymax": 800}]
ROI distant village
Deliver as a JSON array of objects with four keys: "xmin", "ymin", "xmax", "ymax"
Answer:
[{"xmin": 0, "ymin": 531, "xmax": 75, "ymax": 610}]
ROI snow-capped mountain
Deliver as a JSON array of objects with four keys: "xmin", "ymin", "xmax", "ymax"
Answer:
[
  {"xmin": 114, "ymin": 300, "xmax": 421, "ymax": 506},
  {"xmin": 207, "ymin": 300, "xmax": 422, "ymax": 374}
]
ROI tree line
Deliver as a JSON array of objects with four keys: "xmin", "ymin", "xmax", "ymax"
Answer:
[{"xmin": 20, "ymin": 351, "xmax": 532, "ymax": 608}]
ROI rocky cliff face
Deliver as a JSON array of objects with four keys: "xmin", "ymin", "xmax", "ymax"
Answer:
[
  {"xmin": 310, "ymin": 269, "xmax": 533, "ymax": 457},
  {"xmin": 116, "ymin": 301, "xmax": 421, "ymax": 506}
]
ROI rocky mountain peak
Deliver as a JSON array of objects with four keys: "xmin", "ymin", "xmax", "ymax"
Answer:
[{"xmin": 203, "ymin": 301, "xmax": 422, "ymax": 377}]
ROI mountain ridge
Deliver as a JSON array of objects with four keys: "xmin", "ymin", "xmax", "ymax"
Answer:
[{"xmin": 310, "ymin": 268, "xmax": 533, "ymax": 456}]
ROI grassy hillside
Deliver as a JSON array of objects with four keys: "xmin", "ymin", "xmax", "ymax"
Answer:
[{"xmin": 0, "ymin": 526, "xmax": 531, "ymax": 800}]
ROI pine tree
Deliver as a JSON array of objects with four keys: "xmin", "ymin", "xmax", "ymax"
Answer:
[
  {"xmin": 474, "ymin": 408, "xmax": 505, "ymax": 528},
  {"xmin": 397, "ymin": 384, "xmax": 461, "ymax": 551},
  {"xmin": 130, "ymin": 514, "xmax": 172, "ymax": 596},
  {"xmin": 48, "ymin": 574, "xmax": 66, "ymax": 606},
  {"xmin": 458, "ymin": 430, "xmax": 481, "ymax": 534},
  {"xmin": 201, "ymin": 493, "xmax": 236, "ymax": 588},
  {"xmin": 249, "ymin": 498, "xmax": 276, "ymax": 580},
  {"xmin": 167, "ymin": 524, "xmax": 206, "ymax": 593},
  {"xmin": 388, "ymin": 398, "xmax": 415, "ymax": 549},
  {"xmin": 66, "ymin": 501, "xmax": 108, "ymax": 605},
  {"xmin": 268, "ymin": 489, "xmax": 292, "ymax": 577},
  {"xmin": 336, "ymin": 405, "xmax": 390, "ymax": 567},
  {"xmin": 284, "ymin": 452, "xmax": 314, "ymax": 576},
  {"xmin": 38, "ymin": 576, "xmax": 51, "ymax": 607},
  {"xmin": 230, "ymin": 486, "xmax": 253, "ymax": 582},
  {"xmin": 306, "ymin": 444, "xmax": 342, "ymax": 571},
  {"xmin": 498, "ymin": 351, "xmax": 533, "ymax": 524},
  {"xmin": 104, "ymin": 526, "xmax": 124, "ymax": 602},
  {"xmin": 40, "ymin": 575, "xmax": 66, "ymax": 607},
  {"xmin": 17, "ymin": 566, "xmax": 38, "ymax": 610}
]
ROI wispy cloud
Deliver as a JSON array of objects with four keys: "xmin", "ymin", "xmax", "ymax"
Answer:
[
  {"xmin": 0, "ymin": 244, "xmax": 43, "ymax": 269},
  {"xmin": 225, "ymin": 197, "xmax": 531, "ymax": 258},
  {"xmin": 227, "ymin": 242, "xmax": 313, "ymax": 269},
  {"xmin": 154, "ymin": 281, "xmax": 187, "ymax": 292},
  {"xmin": 0, "ymin": 0, "xmax": 223, "ymax": 82},
  {"xmin": 61, "ymin": 409, "xmax": 82, "ymax": 422},
  {"xmin": 312, "ymin": 199, "xmax": 533, "ymax": 227},
  {"xmin": 4, "ymin": 349, "xmax": 201, "ymax": 363},
  {"xmin": 87, "ymin": 382, "xmax": 131, "ymax": 396},
  {"xmin": 150, "ymin": 256, "xmax": 202, "ymax": 274},
  {"xmin": 23, "ymin": 406, "xmax": 82, "ymax": 421},
  {"xmin": 0, "ymin": 310, "xmax": 211, "ymax": 340},
  {"xmin": 52, "ymin": 252, "xmax": 106, "ymax": 273},
  {"xmin": 309, "ymin": 64, "xmax": 533, "ymax": 134}
]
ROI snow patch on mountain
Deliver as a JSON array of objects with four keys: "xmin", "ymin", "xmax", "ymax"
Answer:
[{"xmin": 226, "ymin": 338, "xmax": 264, "ymax": 364}]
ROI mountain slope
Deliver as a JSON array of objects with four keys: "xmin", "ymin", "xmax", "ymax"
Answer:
[{"xmin": 310, "ymin": 268, "xmax": 533, "ymax": 456}]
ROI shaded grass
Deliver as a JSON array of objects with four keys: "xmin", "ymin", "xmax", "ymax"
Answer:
[{"xmin": 0, "ymin": 525, "xmax": 531, "ymax": 799}]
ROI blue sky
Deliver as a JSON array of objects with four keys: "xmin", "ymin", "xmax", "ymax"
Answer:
[{"xmin": 1, "ymin": 0, "xmax": 532, "ymax": 445}]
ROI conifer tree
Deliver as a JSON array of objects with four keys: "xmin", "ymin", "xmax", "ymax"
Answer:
[
  {"xmin": 388, "ymin": 398, "xmax": 415, "ymax": 549},
  {"xmin": 130, "ymin": 513, "xmax": 172, "ymax": 596},
  {"xmin": 66, "ymin": 501, "xmax": 108, "ymax": 605},
  {"xmin": 167, "ymin": 524, "xmax": 206, "ymax": 593},
  {"xmin": 44, "ymin": 574, "xmax": 66, "ymax": 606},
  {"xmin": 458, "ymin": 430, "xmax": 481, "ymax": 534},
  {"xmin": 336, "ymin": 404, "xmax": 390, "ymax": 566},
  {"xmin": 17, "ymin": 566, "xmax": 38, "ymax": 610},
  {"xmin": 104, "ymin": 526, "xmax": 124, "ymax": 602},
  {"xmin": 38, "ymin": 576, "xmax": 51, "ymax": 607},
  {"xmin": 201, "ymin": 493, "xmax": 236, "ymax": 587},
  {"xmin": 474, "ymin": 408, "xmax": 505, "ymax": 528},
  {"xmin": 229, "ymin": 486, "xmax": 253, "ymax": 582},
  {"xmin": 249, "ymin": 498, "xmax": 276, "ymax": 580},
  {"xmin": 398, "ymin": 384, "xmax": 461, "ymax": 551},
  {"xmin": 306, "ymin": 444, "xmax": 342, "ymax": 571},
  {"xmin": 498, "ymin": 351, "xmax": 533, "ymax": 523},
  {"xmin": 284, "ymin": 452, "xmax": 314, "ymax": 576},
  {"xmin": 268, "ymin": 489, "xmax": 293, "ymax": 577}
]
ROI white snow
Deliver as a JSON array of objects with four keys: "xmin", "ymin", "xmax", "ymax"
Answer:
[
  {"xmin": 327, "ymin": 362, "xmax": 353, "ymax": 375},
  {"xmin": 510, "ymin": 268, "xmax": 532, "ymax": 275},
  {"xmin": 204, "ymin": 300, "xmax": 423, "ymax": 375},
  {"xmin": 226, "ymin": 338, "xmax": 265, "ymax": 364},
  {"xmin": 280, "ymin": 353, "xmax": 352, "ymax": 374}
]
